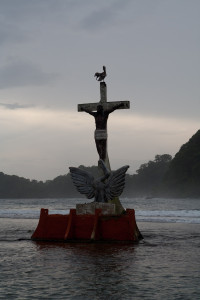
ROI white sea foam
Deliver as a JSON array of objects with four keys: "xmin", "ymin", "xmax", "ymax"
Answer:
[
  {"xmin": 135, "ymin": 210, "xmax": 200, "ymax": 223},
  {"xmin": 0, "ymin": 198, "xmax": 199, "ymax": 223},
  {"xmin": 0, "ymin": 208, "xmax": 199, "ymax": 223},
  {"xmin": 0, "ymin": 209, "xmax": 70, "ymax": 219}
]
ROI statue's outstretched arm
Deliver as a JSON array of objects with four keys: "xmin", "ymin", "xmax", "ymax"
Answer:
[
  {"xmin": 81, "ymin": 107, "xmax": 95, "ymax": 116},
  {"xmin": 107, "ymin": 103, "xmax": 124, "ymax": 114}
]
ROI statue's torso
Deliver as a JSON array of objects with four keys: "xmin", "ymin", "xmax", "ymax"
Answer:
[{"xmin": 95, "ymin": 111, "xmax": 109, "ymax": 130}]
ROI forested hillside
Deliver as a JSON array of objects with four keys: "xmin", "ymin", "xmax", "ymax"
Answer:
[
  {"xmin": 124, "ymin": 154, "xmax": 172, "ymax": 197},
  {"xmin": 0, "ymin": 154, "xmax": 172, "ymax": 198},
  {"xmin": 0, "ymin": 172, "xmax": 78, "ymax": 198},
  {"xmin": 1, "ymin": 130, "xmax": 200, "ymax": 198},
  {"xmin": 163, "ymin": 130, "xmax": 200, "ymax": 197}
]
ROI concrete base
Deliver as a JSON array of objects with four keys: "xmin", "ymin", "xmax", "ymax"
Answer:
[
  {"xmin": 31, "ymin": 208, "xmax": 143, "ymax": 243},
  {"xmin": 76, "ymin": 202, "xmax": 116, "ymax": 215}
]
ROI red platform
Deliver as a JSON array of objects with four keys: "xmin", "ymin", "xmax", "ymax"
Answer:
[{"xmin": 31, "ymin": 208, "xmax": 143, "ymax": 243}]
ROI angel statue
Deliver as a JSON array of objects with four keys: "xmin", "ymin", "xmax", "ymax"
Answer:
[{"xmin": 69, "ymin": 160, "xmax": 129, "ymax": 203}]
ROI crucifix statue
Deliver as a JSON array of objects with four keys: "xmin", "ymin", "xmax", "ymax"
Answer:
[
  {"xmin": 77, "ymin": 67, "xmax": 130, "ymax": 213},
  {"xmin": 79, "ymin": 102, "xmax": 124, "ymax": 161},
  {"xmin": 78, "ymin": 66, "xmax": 130, "ymax": 170}
]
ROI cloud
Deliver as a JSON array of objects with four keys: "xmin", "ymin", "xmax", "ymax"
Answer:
[
  {"xmin": 79, "ymin": 0, "xmax": 158, "ymax": 33},
  {"xmin": 80, "ymin": 0, "xmax": 132, "ymax": 31},
  {"xmin": 0, "ymin": 23, "xmax": 26, "ymax": 46},
  {"xmin": 0, "ymin": 1, "xmax": 42, "ymax": 46},
  {"xmin": 0, "ymin": 59, "xmax": 58, "ymax": 89},
  {"xmin": 0, "ymin": 0, "xmax": 75, "ymax": 45},
  {"xmin": 0, "ymin": 102, "xmax": 35, "ymax": 110}
]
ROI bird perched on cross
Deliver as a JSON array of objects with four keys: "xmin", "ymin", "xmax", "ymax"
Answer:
[{"xmin": 94, "ymin": 66, "xmax": 107, "ymax": 81}]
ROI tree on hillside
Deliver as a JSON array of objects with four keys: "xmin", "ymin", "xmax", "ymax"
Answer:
[
  {"xmin": 125, "ymin": 154, "xmax": 172, "ymax": 197},
  {"xmin": 0, "ymin": 172, "xmax": 45, "ymax": 198},
  {"xmin": 164, "ymin": 130, "xmax": 200, "ymax": 196}
]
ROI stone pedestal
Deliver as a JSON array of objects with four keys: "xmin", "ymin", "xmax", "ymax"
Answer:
[{"xmin": 76, "ymin": 202, "xmax": 116, "ymax": 215}]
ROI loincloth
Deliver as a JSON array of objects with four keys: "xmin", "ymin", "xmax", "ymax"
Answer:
[{"xmin": 94, "ymin": 129, "xmax": 108, "ymax": 140}]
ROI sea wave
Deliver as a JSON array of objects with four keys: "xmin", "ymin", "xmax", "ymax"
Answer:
[
  {"xmin": 0, "ymin": 209, "xmax": 69, "ymax": 219},
  {"xmin": 0, "ymin": 208, "xmax": 199, "ymax": 223},
  {"xmin": 135, "ymin": 209, "xmax": 200, "ymax": 223}
]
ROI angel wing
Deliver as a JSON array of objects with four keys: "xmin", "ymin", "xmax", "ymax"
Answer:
[
  {"xmin": 69, "ymin": 167, "xmax": 95, "ymax": 199},
  {"xmin": 104, "ymin": 165, "xmax": 129, "ymax": 201}
]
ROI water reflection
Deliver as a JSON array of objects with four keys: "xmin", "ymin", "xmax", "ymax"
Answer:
[
  {"xmin": 1, "ymin": 218, "xmax": 200, "ymax": 299},
  {"xmin": 32, "ymin": 241, "xmax": 138, "ymax": 298}
]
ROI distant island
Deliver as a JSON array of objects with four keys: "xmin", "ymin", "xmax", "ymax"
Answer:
[{"xmin": 1, "ymin": 130, "xmax": 200, "ymax": 199}]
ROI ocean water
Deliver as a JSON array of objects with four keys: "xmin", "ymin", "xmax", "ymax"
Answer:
[{"xmin": 0, "ymin": 198, "xmax": 200, "ymax": 299}]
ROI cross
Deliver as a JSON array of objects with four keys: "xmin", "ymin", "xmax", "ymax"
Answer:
[
  {"xmin": 78, "ymin": 81, "xmax": 130, "ymax": 214},
  {"xmin": 78, "ymin": 82, "xmax": 130, "ymax": 168},
  {"xmin": 78, "ymin": 82, "xmax": 130, "ymax": 112}
]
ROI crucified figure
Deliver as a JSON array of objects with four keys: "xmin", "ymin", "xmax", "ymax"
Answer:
[{"xmin": 80, "ymin": 103, "xmax": 123, "ymax": 160}]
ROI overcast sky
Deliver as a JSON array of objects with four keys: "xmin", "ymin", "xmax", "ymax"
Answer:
[{"xmin": 0, "ymin": 0, "xmax": 199, "ymax": 180}]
